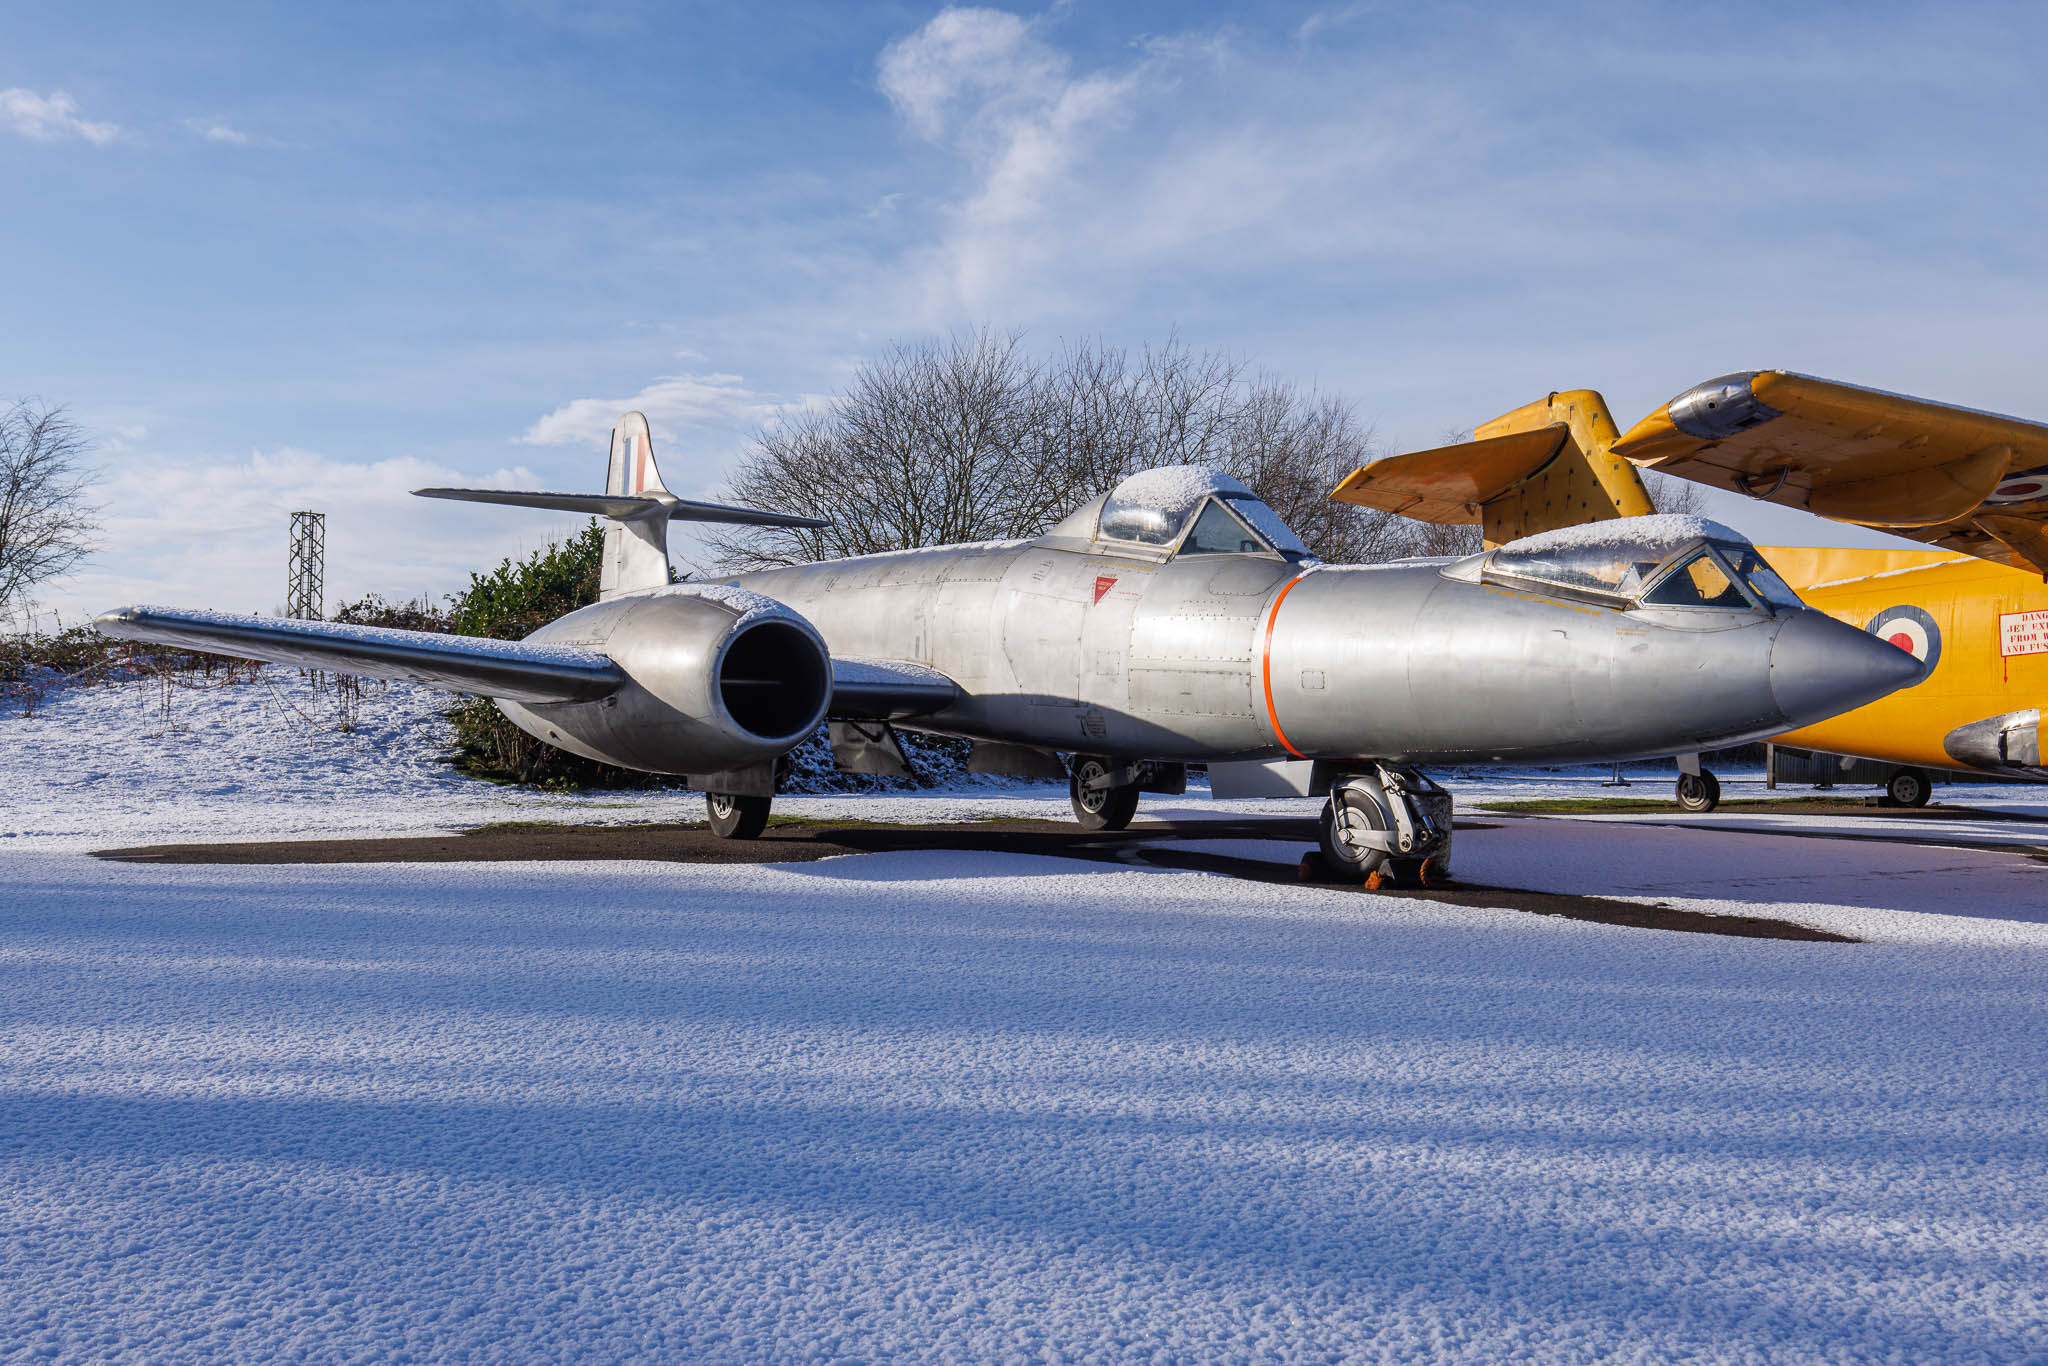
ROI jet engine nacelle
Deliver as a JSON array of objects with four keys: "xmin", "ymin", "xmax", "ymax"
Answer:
[{"xmin": 497, "ymin": 586, "xmax": 831, "ymax": 776}]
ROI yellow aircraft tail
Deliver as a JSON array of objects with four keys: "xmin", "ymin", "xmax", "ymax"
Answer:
[{"xmin": 1330, "ymin": 390, "xmax": 1655, "ymax": 546}]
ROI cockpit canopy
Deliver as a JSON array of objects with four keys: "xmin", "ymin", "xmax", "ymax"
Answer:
[
  {"xmin": 1044, "ymin": 465, "xmax": 1311, "ymax": 560},
  {"xmin": 1480, "ymin": 515, "xmax": 1805, "ymax": 613}
]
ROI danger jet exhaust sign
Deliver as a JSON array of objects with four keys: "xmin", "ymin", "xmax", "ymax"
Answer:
[{"xmin": 2001, "ymin": 610, "xmax": 2048, "ymax": 658}]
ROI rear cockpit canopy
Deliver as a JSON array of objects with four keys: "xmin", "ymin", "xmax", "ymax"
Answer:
[
  {"xmin": 1473, "ymin": 515, "xmax": 1805, "ymax": 612},
  {"xmin": 1041, "ymin": 466, "xmax": 1310, "ymax": 561}
]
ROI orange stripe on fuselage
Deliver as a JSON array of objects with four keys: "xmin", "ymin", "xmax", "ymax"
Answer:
[{"xmin": 1261, "ymin": 571, "xmax": 1312, "ymax": 759}]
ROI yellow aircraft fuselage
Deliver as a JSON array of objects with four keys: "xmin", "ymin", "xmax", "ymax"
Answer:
[{"xmin": 1761, "ymin": 545, "xmax": 2046, "ymax": 776}]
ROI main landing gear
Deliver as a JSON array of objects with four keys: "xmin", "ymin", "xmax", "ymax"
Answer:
[
  {"xmin": 704, "ymin": 755, "xmax": 791, "ymax": 839},
  {"xmin": 1884, "ymin": 766, "xmax": 1931, "ymax": 808},
  {"xmin": 1066, "ymin": 756, "xmax": 1188, "ymax": 830},
  {"xmin": 1675, "ymin": 769, "xmax": 1721, "ymax": 813},
  {"xmin": 1317, "ymin": 764, "xmax": 1455, "ymax": 888},
  {"xmin": 706, "ymin": 790, "xmax": 772, "ymax": 840}
]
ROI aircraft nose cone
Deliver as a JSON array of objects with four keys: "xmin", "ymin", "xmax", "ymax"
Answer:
[{"xmin": 1769, "ymin": 609, "xmax": 1927, "ymax": 724}]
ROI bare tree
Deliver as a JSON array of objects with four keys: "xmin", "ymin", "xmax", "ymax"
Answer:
[
  {"xmin": 0, "ymin": 401, "xmax": 97, "ymax": 614},
  {"xmin": 709, "ymin": 331, "xmax": 1412, "ymax": 567},
  {"xmin": 1643, "ymin": 468, "xmax": 1711, "ymax": 518}
]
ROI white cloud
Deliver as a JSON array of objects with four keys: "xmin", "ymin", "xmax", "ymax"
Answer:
[
  {"xmin": 877, "ymin": 8, "xmax": 1068, "ymax": 141},
  {"xmin": 182, "ymin": 116, "xmax": 281, "ymax": 148},
  {"xmin": 0, "ymin": 88, "xmax": 118, "ymax": 144},
  {"xmin": 876, "ymin": 8, "xmax": 1154, "ymax": 316},
  {"xmin": 188, "ymin": 118, "xmax": 248, "ymax": 144},
  {"xmin": 99, "ymin": 424, "xmax": 149, "ymax": 454},
  {"xmin": 518, "ymin": 370, "xmax": 786, "ymax": 448},
  {"xmin": 32, "ymin": 447, "xmax": 585, "ymax": 624}
]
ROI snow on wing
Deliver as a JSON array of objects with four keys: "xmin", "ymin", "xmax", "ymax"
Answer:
[
  {"xmin": 93, "ymin": 606, "xmax": 623, "ymax": 704},
  {"xmin": 828, "ymin": 656, "xmax": 959, "ymax": 719}
]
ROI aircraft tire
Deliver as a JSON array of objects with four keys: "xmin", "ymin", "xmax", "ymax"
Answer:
[
  {"xmin": 1069, "ymin": 757, "xmax": 1140, "ymax": 831},
  {"xmin": 1886, "ymin": 767, "xmax": 1931, "ymax": 808},
  {"xmin": 706, "ymin": 791, "xmax": 772, "ymax": 840},
  {"xmin": 1676, "ymin": 770, "xmax": 1721, "ymax": 813},
  {"xmin": 1318, "ymin": 791, "xmax": 1391, "ymax": 878}
]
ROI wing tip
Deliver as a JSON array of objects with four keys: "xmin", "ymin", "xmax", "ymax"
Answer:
[{"xmin": 93, "ymin": 605, "xmax": 145, "ymax": 632}]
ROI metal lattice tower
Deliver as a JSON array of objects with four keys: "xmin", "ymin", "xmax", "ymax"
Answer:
[{"xmin": 287, "ymin": 511, "xmax": 325, "ymax": 620}]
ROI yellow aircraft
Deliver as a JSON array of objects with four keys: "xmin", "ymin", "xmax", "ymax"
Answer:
[{"xmin": 1332, "ymin": 373, "xmax": 2048, "ymax": 808}]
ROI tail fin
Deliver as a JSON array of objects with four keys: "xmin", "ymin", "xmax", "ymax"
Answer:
[
  {"xmin": 601, "ymin": 412, "xmax": 671, "ymax": 598},
  {"xmin": 413, "ymin": 409, "xmax": 833, "ymax": 601},
  {"xmin": 606, "ymin": 410, "xmax": 669, "ymax": 499},
  {"xmin": 1331, "ymin": 390, "xmax": 1656, "ymax": 545}
]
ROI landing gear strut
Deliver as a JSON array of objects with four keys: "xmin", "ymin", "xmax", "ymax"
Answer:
[
  {"xmin": 1675, "ymin": 770, "xmax": 1721, "ymax": 812},
  {"xmin": 1318, "ymin": 764, "xmax": 1454, "ymax": 887}
]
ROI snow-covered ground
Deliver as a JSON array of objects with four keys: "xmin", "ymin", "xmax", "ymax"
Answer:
[{"xmin": 4, "ymin": 672, "xmax": 2047, "ymax": 1362}]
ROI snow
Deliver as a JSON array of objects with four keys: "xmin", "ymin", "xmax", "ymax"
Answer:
[
  {"xmin": 1496, "ymin": 513, "xmax": 1741, "ymax": 555},
  {"xmin": 5, "ymin": 673, "xmax": 2048, "ymax": 1362},
  {"xmin": 830, "ymin": 655, "xmax": 954, "ymax": 688},
  {"xmin": 1106, "ymin": 464, "xmax": 1251, "ymax": 511},
  {"xmin": 665, "ymin": 582, "xmax": 803, "ymax": 627},
  {"xmin": 98, "ymin": 604, "xmax": 613, "ymax": 668}
]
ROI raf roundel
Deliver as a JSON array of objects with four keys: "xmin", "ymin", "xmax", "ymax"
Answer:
[
  {"xmin": 1864, "ymin": 604, "xmax": 1941, "ymax": 682},
  {"xmin": 1984, "ymin": 464, "xmax": 2048, "ymax": 505}
]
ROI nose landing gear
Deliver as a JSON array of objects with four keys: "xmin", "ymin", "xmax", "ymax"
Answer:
[{"xmin": 1317, "ymin": 764, "xmax": 1454, "ymax": 887}]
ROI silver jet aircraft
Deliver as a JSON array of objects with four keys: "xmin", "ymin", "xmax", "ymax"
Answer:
[{"xmin": 98, "ymin": 411, "xmax": 1921, "ymax": 882}]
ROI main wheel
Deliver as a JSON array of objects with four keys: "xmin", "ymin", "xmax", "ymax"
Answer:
[
  {"xmin": 1886, "ymin": 767, "xmax": 1931, "ymax": 808},
  {"xmin": 706, "ymin": 791, "xmax": 772, "ymax": 840},
  {"xmin": 1069, "ymin": 757, "xmax": 1140, "ymax": 831},
  {"xmin": 1318, "ymin": 788, "xmax": 1391, "ymax": 878},
  {"xmin": 1675, "ymin": 770, "xmax": 1721, "ymax": 813}
]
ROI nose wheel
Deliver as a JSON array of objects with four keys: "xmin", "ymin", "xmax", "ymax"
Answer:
[
  {"xmin": 1317, "ymin": 765, "xmax": 1454, "ymax": 885},
  {"xmin": 1319, "ymin": 790, "xmax": 1391, "ymax": 877}
]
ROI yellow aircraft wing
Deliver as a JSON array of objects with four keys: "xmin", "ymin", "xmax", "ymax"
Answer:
[{"xmin": 1611, "ymin": 371, "xmax": 2048, "ymax": 573}]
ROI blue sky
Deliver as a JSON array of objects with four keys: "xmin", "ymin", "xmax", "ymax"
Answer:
[{"xmin": 6, "ymin": 1, "xmax": 2044, "ymax": 620}]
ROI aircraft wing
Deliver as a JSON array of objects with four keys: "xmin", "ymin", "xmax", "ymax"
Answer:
[
  {"xmin": 829, "ymin": 656, "xmax": 958, "ymax": 719},
  {"xmin": 94, "ymin": 606, "xmax": 624, "ymax": 704},
  {"xmin": 1612, "ymin": 371, "xmax": 2048, "ymax": 572}
]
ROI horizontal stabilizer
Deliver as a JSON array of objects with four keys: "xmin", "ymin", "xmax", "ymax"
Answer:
[
  {"xmin": 1331, "ymin": 390, "xmax": 1655, "ymax": 545},
  {"xmin": 94, "ymin": 606, "xmax": 624, "ymax": 704},
  {"xmin": 1329, "ymin": 427, "xmax": 1570, "ymax": 524},
  {"xmin": 413, "ymin": 487, "xmax": 831, "ymax": 529},
  {"xmin": 829, "ymin": 656, "xmax": 959, "ymax": 719}
]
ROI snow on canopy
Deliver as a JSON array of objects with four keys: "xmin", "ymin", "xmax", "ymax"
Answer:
[
  {"xmin": 1099, "ymin": 466, "xmax": 1252, "ymax": 544},
  {"xmin": 1495, "ymin": 514, "xmax": 1745, "ymax": 557},
  {"xmin": 1489, "ymin": 516, "xmax": 1749, "ymax": 600},
  {"xmin": 1097, "ymin": 466, "xmax": 1306, "ymax": 554}
]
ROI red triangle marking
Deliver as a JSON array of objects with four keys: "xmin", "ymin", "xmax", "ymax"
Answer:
[{"xmin": 1093, "ymin": 575, "xmax": 1117, "ymax": 604}]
